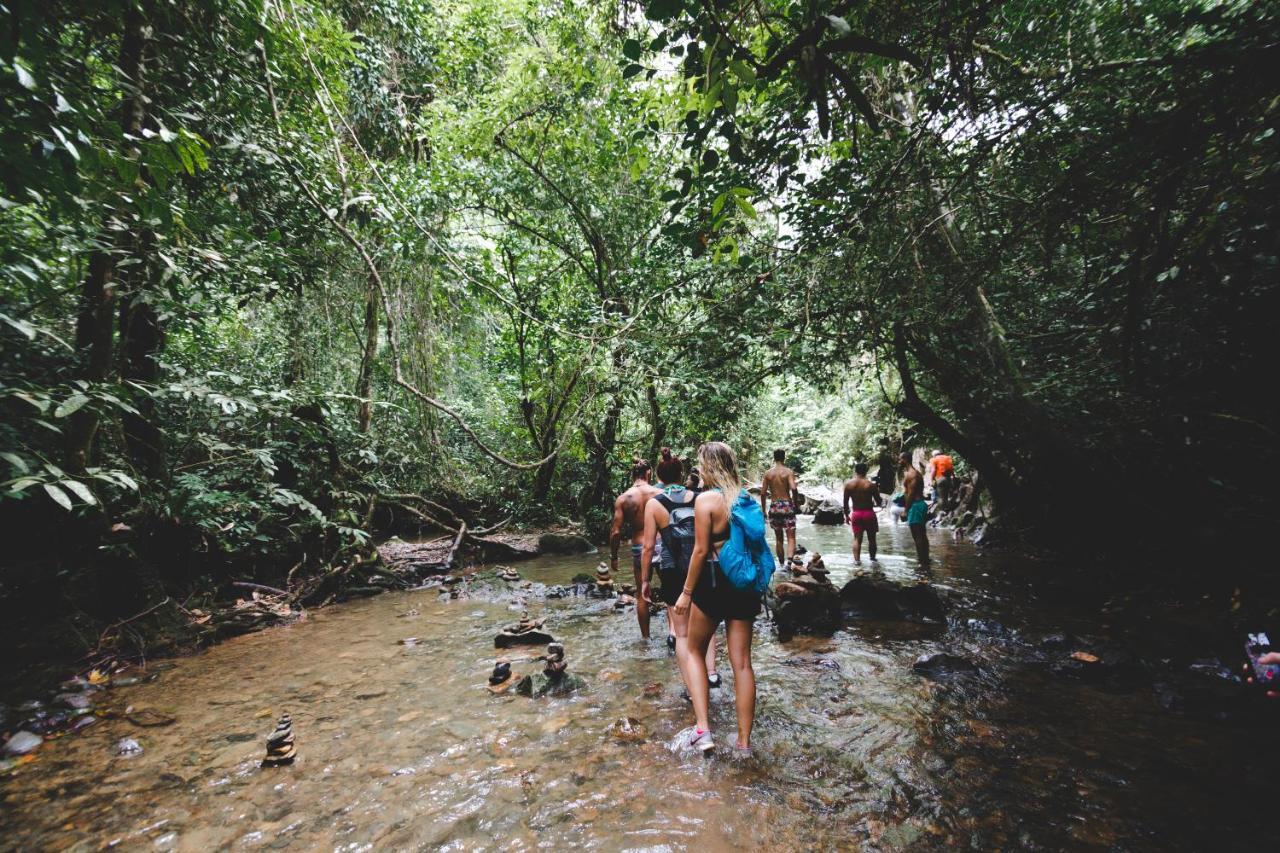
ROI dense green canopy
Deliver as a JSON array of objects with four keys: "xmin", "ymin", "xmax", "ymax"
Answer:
[{"xmin": 2, "ymin": 0, "xmax": 1277, "ymax": 648}]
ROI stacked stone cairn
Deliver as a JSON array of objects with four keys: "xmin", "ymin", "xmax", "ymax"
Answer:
[{"xmin": 261, "ymin": 713, "xmax": 296, "ymax": 767}]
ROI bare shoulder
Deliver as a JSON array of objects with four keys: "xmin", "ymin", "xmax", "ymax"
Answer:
[{"xmin": 695, "ymin": 490, "xmax": 723, "ymax": 510}]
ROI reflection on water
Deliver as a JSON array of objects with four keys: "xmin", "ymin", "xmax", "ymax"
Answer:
[{"xmin": 1, "ymin": 517, "xmax": 1275, "ymax": 849}]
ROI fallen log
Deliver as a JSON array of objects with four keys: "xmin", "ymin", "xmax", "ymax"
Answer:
[{"xmin": 441, "ymin": 522, "xmax": 467, "ymax": 573}]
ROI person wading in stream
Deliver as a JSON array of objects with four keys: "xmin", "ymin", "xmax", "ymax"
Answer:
[
  {"xmin": 610, "ymin": 458, "xmax": 662, "ymax": 639},
  {"xmin": 930, "ymin": 450, "xmax": 956, "ymax": 510},
  {"xmin": 901, "ymin": 451, "xmax": 931, "ymax": 569},
  {"xmin": 843, "ymin": 462, "xmax": 883, "ymax": 564},
  {"xmin": 641, "ymin": 448, "xmax": 720, "ymax": 692},
  {"xmin": 761, "ymin": 448, "xmax": 800, "ymax": 563},
  {"xmin": 674, "ymin": 442, "xmax": 770, "ymax": 754}
]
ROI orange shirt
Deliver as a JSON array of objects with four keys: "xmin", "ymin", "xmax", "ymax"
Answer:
[{"xmin": 931, "ymin": 455, "xmax": 954, "ymax": 479}]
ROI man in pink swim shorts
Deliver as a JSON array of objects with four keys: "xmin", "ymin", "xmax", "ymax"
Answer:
[{"xmin": 842, "ymin": 462, "xmax": 883, "ymax": 564}]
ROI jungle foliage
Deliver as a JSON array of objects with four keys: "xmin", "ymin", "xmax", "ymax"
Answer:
[{"xmin": 1, "ymin": 0, "xmax": 1277, "ymax": 657}]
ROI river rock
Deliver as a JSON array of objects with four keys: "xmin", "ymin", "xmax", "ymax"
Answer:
[
  {"xmin": 495, "ymin": 614, "xmax": 556, "ymax": 648},
  {"xmin": 797, "ymin": 485, "xmax": 834, "ymax": 513},
  {"xmin": 514, "ymin": 671, "xmax": 586, "ymax": 698},
  {"xmin": 127, "ymin": 708, "xmax": 177, "ymax": 727},
  {"xmin": 770, "ymin": 575, "xmax": 842, "ymax": 641},
  {"xmin": 839, "ymin": 573, "xmax": 947, "ymax": 622},
  {"xmin": 811, "ymin": 499, "xmax": 845, "ymax": 525},
  {"xmin": 56, "ymin": 693, "xmax": 93, "ymax": 711},
  {"xmin": 537, "ymin": 532, "xmax": 595, "ymax": 555},
  {"xmin": 3, "ymin": 730, "xmax": 42, "ymax": 756},
  {"xmin": 115, "ymin": 737, "xmax": 143, "ymax": 757},
  {"xmin": 608, "ymin": 717, "xmax": 646, "ymax": 742},
  {"xmin": 913, "ymin": 653, "xmax": 979, "ymax": 679}
]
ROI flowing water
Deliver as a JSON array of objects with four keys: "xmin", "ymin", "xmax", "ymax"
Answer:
[{"xmin": 2, "ymin": 518, "xmax": 1276, "ymax": 850}]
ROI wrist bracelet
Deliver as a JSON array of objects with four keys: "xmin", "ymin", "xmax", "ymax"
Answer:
[{"xmin": 682, "ymin": 588, "xmax": 694, "ymax": 595}]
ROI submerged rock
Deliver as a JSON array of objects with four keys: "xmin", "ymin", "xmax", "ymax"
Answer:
[
  {"xmin": 515, "ymin": 671, "xmax": 586, "ymax": 698},
  {"xmin": 3, "ymin": 731, "xmax": 42, "ymax": 756},
  {"xmin": 839, "ymin": 573, "xmax": 947, "ymax": 622},
  {"xmin": 608, "ymin": 717, "xmax": 646, "ymax": 742},
  {"xmin": 56, "ymin": 693, "xmax": 92, "ymax": 711},
  {"xmin": 115, "ymin": 737, "xmax": 143, "ymax": 757},
  {"xmin": 913, "ymin": 653, "xmax": 979, "ymax": 679},
  {"xmin": 127, "ymin": 708, "xmax": 177, "ymax": 728}
]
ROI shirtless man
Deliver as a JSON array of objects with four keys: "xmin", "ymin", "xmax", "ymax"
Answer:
[
  {"xmin": 761, "ymin": 448, "xmax": 800, "ymax": 562},
  {"xmin": 842, "ymin": 462, "xmax": 883, "ymax": 564},
  {"xmin": 900, "ymin": 451, "xmax": 931, "ymax": 568},
  {"xmin": 609, "ymin": 458, "xmax": 661, "ymax": 638}
]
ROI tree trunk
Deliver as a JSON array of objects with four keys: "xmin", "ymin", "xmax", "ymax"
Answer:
[
  {"xmin": 66, "ymin": 251, "xmax": 117, "ymax": 472},
  {"xmin": 645, "ymin": 377, "xmax": 665, "ymax": 466},
  {"xmin": 580, "ymin": 389, "xmax": 623, "ymax": 515},
  {"xmin": 118, "ymin": 290, "xmax": 166, "ymax": 478},
  {"xmin": 356, "ymin": 270, "xmax": 379, "ymax": 433},
  {"xmin": 65, "ymin": 4, "xmax": 148, "ymax": 473}
]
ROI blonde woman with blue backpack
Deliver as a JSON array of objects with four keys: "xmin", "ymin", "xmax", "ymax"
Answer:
[{"xmin": 672, "ymin": 441, "xmax": 777, "ymax": 755}]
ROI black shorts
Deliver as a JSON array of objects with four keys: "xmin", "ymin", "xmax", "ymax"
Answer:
[
  {"xmin": 692, "ymin": 560, "xmax": 762, "ymax": 624},
  {"xmin": 657, "ymin": 566, "xmax": 686, "ymax": 606}
]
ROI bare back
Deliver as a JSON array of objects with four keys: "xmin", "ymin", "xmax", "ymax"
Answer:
[
  {"xmin": 844, "ymin": 476, "xmax": 881, "ymax": 511},
  {"xmin": 614, "ymin": 483, "xmax": 660, "ymax": 544},
  {"xmin": 903, "ymin": 466, "xmax": 924, "ymax": 504},
  {"xmin": 762, "ymin": 464, "xmax": 797, "ymax": 503}
]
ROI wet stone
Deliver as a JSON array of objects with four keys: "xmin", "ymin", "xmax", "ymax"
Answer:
[
  {"xmin": 839, "ymin": 573, "xmax": 947, "ymax": 622},
  {"xmin": 607, "ymin": 717, "xmax": 646, "ymax": 742},
  {"xmin": 70, "ymin": 714, "xmax": 99, "ymax": 732},
  {"xmin": 913, "ymin": 653, "xmax": 979, "ymax": 679},
  {"xmin": 115, "ymin": 737, "xmax": 144, "ymax": 757},
  {"xmin": 127, "ymin": 708, "xmax": 177, "ymax": 727},
  {"xmin": 3, "ymin": 730, "xmax": 43, "ymax": 756},
  {"xmin": 495, "ymin": 613, "xmax": 556, "ymax": 648}
]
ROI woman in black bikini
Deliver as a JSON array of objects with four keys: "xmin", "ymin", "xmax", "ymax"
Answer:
[
  {"xmin": 672, "ymin": 441, "xmax": 762, "ymax": 754},
  {"xmin": 639, "ymin": 448, "xmax": 719, "ymax": 697}
]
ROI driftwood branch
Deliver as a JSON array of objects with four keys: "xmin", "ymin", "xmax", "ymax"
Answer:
[
  {"xmin": 441, "ymin": 522, "xmax": 467, "ymax": 573},
  {"xmin": 232, "ymin": 581, "xmax": 290, "ymax": 598}
]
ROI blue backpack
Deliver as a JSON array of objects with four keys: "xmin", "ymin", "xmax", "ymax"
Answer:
[{"xmin": 718, "ymin": 491, "xmax": 777, "ymax": 594}]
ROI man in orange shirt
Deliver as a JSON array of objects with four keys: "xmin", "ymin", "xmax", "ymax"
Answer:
[{"xmin": 930, "ymin": 451, "xmax": 955, "ymax": 510}]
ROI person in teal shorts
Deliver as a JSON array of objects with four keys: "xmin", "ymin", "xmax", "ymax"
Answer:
[{"xmin": 900, "ymin": 451, "xmax": 931, "ymax": 568}]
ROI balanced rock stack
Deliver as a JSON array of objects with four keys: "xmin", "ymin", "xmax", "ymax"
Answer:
[
  {"xmin": 515, "ymin": 641, "xmax": 585, "ymax": 697},
  {"xmin": 593, "ymin": 562, "xmax": 614, "ymax": 594},
  {"xmin": 261, "ymin": 714, "xmax": 296, "ymax": 767},
  {"xmin": 495, "ymin": 612, "xmax": 556, "ymax": 648},
  {"xmin": 805, "ymin": 553, "xmax": 829, "ymax": 580},
  {"xmin": 497, "ymin": 567, "xmax": 521, "ymax": 582},
  {"xmin": 543, "ymin": 642, "xmax": 567, "ymax": 680}
]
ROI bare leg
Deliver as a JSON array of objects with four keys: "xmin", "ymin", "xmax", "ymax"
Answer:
[
  {"xmin": 868, "ymin": 530, "xmax": 877, "ymax": 562},
  {"xmin": 785, "ymin": 527, "xmax": 797, "ymax": 560},
  {"xmin": 669, "ymin": 603, "xmax": 696, "ymax": 693},
  {"xmin": 685, "ymin": 604, "xmax": 716, "ymax": 733},
  {"xmin": 632, "ymin": 562, "xmax": 650, "ymax": 639},
  {"xmin": 706, "ymin": 630, "xmax": 718, "ymax": 676},
  {"xmin": 909, "ymin": 524, "xmax": 931, "ymax": 568},
  {"xmin": 725, "ymin": 619, "xmax": 756, "ymax": 748},
  {"xmin": 773, "ymin": 528, "xmax": 784, "ymax": 563},
  {"xmin": 852, "ymin": 527, "xmax": 863, "ymax": 563}
]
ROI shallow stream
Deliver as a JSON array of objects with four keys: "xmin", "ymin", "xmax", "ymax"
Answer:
[{"xmin": 1, "ymin": 517, "xmax": 1275, "ymax": 850}]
